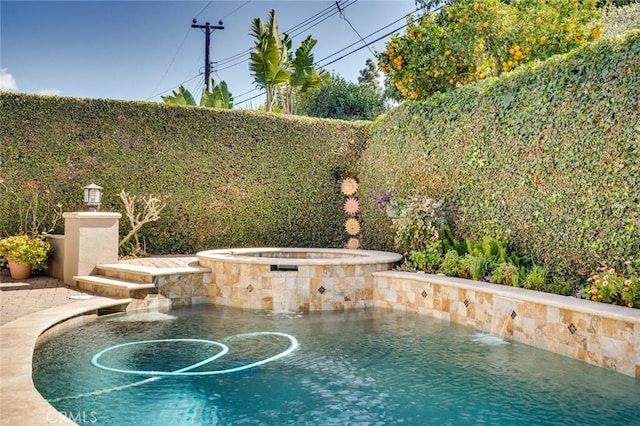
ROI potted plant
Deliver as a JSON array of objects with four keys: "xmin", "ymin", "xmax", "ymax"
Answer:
[{"xmin": 0, "ymin": 234, "xmax": 52, "ymax": 279}]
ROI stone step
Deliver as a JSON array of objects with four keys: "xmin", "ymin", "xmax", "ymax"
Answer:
[
  {"xmin": 95, "ymin": 264, "xmax": 155, "ymax": 284},
  {"xmin": 95, "ymin": 260, "xmax": 209, "ymax": 285},
  {"xmin": 73, "ymin": 275, "xmax": 156, "ymax": 299}
]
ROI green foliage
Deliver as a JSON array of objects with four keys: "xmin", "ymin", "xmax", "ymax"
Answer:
[
  {"xmin": 358, "ymin": 58, "xmax": 382, "ymax": 92},
  {"xmin": 439, "ymin": 249, "xmax": 467, "ymax": 277},
  {"xmin": 380, "ymin": 0, "xmax": 601, "ymax": 100},
  {"xmin": 297, "ymin": 74, "xmax": 386, "ymax": 121},
  {"xmin": 201, "ymin": 80, "xmax": 234, "ymax": 109},
  {"xmin": 360, "ymin": 31, "xmax": 640, "ymax": 281},
  {"xmin": 491, "ymin": 261, "xmax": 520, "ymax": 287},
  {"xmin": 583, "ymin": 261, "xmax": 640, "ymax": 308},
  {"xmin": 405, "ymin": 240, "xmax": 443, "ymax": 272},
  {"xmin": 161, "ymin": 80, "xmax": 233, "ymax": 109},
  {"xmin": 0, "ymin": 234, "xmax": 52, "ymax": 271},
  {"xmin": 0, "ymin": 93, "xmax": 368, "ymax": 254},
  {"xmin": 465, "ymin": 235, "xmax": 507, "ymax": 263},
  {"xmin": 161, "ymin": 85, "xmax": 197, "ymax": 105},
  {"xmin": 524, "ymin": 265, "xmax": 548, "ymax": 291},
  {"xmin": 439, "ymin": 225, "xmax": 467, "ymax": 255},
  {"xmin": 467, "ymin": 255, "xmax": 489, "ymax": 281}
]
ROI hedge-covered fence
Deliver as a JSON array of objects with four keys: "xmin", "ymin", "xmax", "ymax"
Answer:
[
  {"xmin": 0, "ymin": 95, "xmax": 367, "ymax": 254},
  {"xmin": 359, "ymin": 30, "xmax": 640, "ymax": 278}
]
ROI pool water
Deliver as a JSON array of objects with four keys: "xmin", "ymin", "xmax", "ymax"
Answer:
[{"xmin": 33, "ymin": 306, "xmax": 640, "ymax": 425}]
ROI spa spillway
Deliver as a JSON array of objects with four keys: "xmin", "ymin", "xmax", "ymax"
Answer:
[{"xmin": 197, "ymin": 248, "xmax": 403, "ymax": 312}]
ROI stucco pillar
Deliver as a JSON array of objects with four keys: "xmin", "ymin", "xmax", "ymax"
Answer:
[{"xmin": 62, "ymin": 212, "xmax": 121, "ymax": 285}]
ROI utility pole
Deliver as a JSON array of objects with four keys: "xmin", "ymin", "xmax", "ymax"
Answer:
[{"xmin": 191, "ymin": 19, "xmax": 224, "ymax": 92}]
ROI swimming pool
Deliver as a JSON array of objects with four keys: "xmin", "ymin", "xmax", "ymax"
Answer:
[{"xmin": 33, "ymin": 306, "xmax": 639, "ymax": 425}]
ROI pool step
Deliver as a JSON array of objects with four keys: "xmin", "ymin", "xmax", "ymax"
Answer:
[
  {"xmin": 96, "ymin": 264, "xmax": 155, "ymax": 284},
  {"xmin": 73, "ymin": 275, "xmax": 156, "ymax": 299}
]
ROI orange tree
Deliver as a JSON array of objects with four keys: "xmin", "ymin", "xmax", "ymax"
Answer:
[{"xmin": 379, "ymin": 0, "xmax": 602, "ymax": 100}]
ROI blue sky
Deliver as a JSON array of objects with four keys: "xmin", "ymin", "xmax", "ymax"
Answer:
[{"xmin": 0, "ymin": 0, "xmax": 417, "ymax": 107}]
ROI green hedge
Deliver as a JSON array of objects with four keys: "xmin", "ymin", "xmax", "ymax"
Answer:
[
  {"xmin": 0, "ymin": 95, "xmax": 367, "ymax": 253},
  {"xmin": 359, "ymin": 31, "xmax": 640, "ymax": 277}
]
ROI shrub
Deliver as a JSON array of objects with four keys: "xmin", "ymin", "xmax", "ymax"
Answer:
[
  {"xmin": 492, "ymin": 262, "xmax": 520, "ymax": 287},
  {"xmin": 404, "ymin": 240, "xmax": 443, "ymax": 272},
  {"xmin": 392, "ymin": 195, "xmax": 444, "ymax": 252},
  {"xmin": 439, "ymin": 250, "xmax": 467, "ymax": 277}
]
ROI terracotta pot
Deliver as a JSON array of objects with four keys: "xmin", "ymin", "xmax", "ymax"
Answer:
[{"xmin": 8, "ymin": 261, "xmax": 32, "ymax": 280}]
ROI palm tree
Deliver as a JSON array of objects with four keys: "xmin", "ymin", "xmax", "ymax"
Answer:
[
  {"xmin": 249, "ymin": 9, "xmax": 291, "ymax": 113},
  {"xmin": 282, "ymin": 36, "xmax": 330, "ymax": 114}
]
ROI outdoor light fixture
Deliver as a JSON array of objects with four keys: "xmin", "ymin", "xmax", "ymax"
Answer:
[{"xmin": 83, "ymin": 183, "xmax": 103, "ymax": 211}]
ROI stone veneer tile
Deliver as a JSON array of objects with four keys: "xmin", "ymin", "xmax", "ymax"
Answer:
[
  {"xmin": 519, "ymin": 302, "xmax": 546, "ymax": 322},
  {"xmin": 546, "ymin": 306, "xmax": 560, "ymax": 323},
  {"xmin": 588, "ymin": 334, "xmax": 629, "ymax": 361}
]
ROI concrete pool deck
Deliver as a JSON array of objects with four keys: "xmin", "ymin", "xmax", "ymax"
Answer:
[{"xmin": 0, "ymin": 272, "xmax": 132, "ymax": 425}]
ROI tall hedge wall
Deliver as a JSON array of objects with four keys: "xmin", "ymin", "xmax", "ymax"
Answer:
[
  {"xmin": 0, "ymin": 95, "xmax": 367, "ymax": 253},
  {"xmin": 359, "ymin": 31, "xmax": 640, "ymax": 277}
]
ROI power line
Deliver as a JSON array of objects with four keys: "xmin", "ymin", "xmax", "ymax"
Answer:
[
  {"xmin": 314, "ymin": 7, "xmax": 420, "ymax": 66},
  {"xmin": 193, "ymin": 1, "xmax": 214, "ymax": 20},
  {"xmin": 220, "ymin": 0, "xmax": 253, "ymax": 21},
  {"xmin": 149, "ymin": 27, "xmax": 192, "ymax": 99},
  {"xmin": 144, "ymin": 73, "xmax": 202, "ymax": 101},
  {"xmin": 212, "ymin": 0, "xmax": 355, "ymax": 70}
]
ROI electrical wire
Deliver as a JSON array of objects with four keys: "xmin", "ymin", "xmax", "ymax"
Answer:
[
  {"xmin": 144, "ymin": 74, "xmax": 202, "ymax": 101},
  {"xmin": 314, "ymin": 7, "xmax": 420, "ymax": 66},
  {"xmin": 193, "ymin": 1, "xmax": 214, "ymax": 20},
  {"xmin": 212, "ymin": 0, "xmax": 355, "ymax": 70},
  {"xmin": 219, "ymin": 0, "xmax": 253, "ymax": 21},
  {"xmin": 335, "ymin": 1, "xmax": 376, "ymax": 57}
]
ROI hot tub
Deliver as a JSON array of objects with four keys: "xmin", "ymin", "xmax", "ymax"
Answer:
[{"xmin": 197, "ymin": 248, "xmax": 403, "ymax": 312}]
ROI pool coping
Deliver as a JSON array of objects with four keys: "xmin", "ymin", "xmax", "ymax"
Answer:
[
  {"xmin": 197, "ymin": 247, "xmax": 404, "ymax": 266},
  {"xmin": 0, "ymin": 297, "xmax": 131, "ymax": 426}
]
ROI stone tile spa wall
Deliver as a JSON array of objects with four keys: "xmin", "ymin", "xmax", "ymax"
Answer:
[
  {"xmin": 203, "ymin": 261, "xmax": 396, "ymax": 311},
  {"xmin": 373, "ymin": 271, "xmax": 640, "ymax": 378},
  {"xmin": 197, "ymin": 248, "xmax": 402, "ymax": 312}
]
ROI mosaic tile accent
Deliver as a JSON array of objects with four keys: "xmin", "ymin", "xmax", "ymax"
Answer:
[
  {"xmin": 510, "ymin": 310, "xmax": 517, "ymax": 319},
  {"xmin": 318, "ymin": 286, "xmax": 326, "ymax": 294},
  {"xmin": 464, "ymin": 298, "xmax": 470, "ymax": 308},
  {"xmin": 421, "ymin": 290, "xmax": 428, "ymax": 299},
  {"xmin": 568, "ymin": 322, "xmax": 577, "ymax": 334}
]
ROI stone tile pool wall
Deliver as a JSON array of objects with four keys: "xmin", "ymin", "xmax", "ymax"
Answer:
[{"xmin": 373, "ymin": 271, "xmax": 640, "ymax": 378}]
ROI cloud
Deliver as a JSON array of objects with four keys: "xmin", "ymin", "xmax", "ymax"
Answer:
[
  {"xmin": 38, "ymin": 88, "xmax": 62, "ymax": 96},
  {"xmin": 0, "ymin": 68, "xmax": 18, "ymax": 91}
]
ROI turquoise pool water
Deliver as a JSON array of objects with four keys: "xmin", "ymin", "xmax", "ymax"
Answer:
[{"xmin": 33, "ymin": 306, "xmax": 639, "ymax": 425}]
